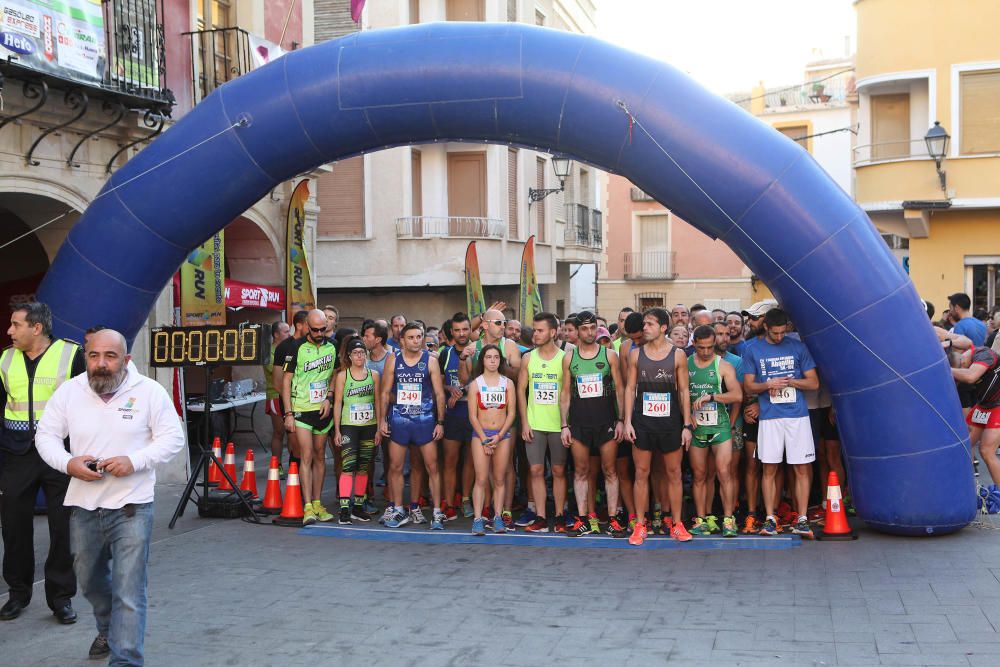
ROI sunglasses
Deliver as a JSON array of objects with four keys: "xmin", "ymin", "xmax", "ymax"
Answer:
[
  {"xmin": 488, "ymin": 319, "xmax": 506, "ymax": 326},
  {"xmin": 309, "ymin": 326, "xmax": 326, "ymax": 333}
]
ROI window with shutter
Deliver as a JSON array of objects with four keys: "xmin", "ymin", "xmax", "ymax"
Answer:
[
  {"xmin": 960, "ymin": 69, "xmax": 1000, "ymax": 155},
  {"xmin": 536, "ymin": 157, "xmax": 546, "ymax": 242},
  {"xmin": 871, "ymin": 94, "xmax": 910, "ymax": 160},
  {"xmin": 316, "ymin": 156, "xmax": 364, "ymax": 237},
  {"xmin": 411, "ymin": 149, "xmax": 422, "ymax": 217},
  {"xmin": 508, "ymin": 148, "xmax": 518, "ymax": 239},
  {"xmin": 446, "ymin": 0, "xmax": 484, "ymax": 21},
  {"xmin": 448, "ymin": 152, "xmax": 487, "ymax": 218}
]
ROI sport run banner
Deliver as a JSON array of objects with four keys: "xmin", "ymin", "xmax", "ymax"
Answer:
[
  {"xmin": 0, "ymin": 1, "xmax": 105, "ymax": 86},
  {"xmin": 518, "ymin": 235, "xmax": 543, "ymax": 322},
  {"xmin": 286, "ymin": 179, "xmax": 316, "ymax": 321},
  {"xmin": 224, "ymin": 279, "xmax": 285, "ymax": 311},
  {"xmin": 465, "ymin": 241, "xmax": 486, "ymax": 317},
  {"xmin": 180, "ymin": 232, "xmax": 225, "ymax": 326}
]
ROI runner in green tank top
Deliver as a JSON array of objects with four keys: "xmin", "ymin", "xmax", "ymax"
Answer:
[
  {"xmin": 516, "ymin": 313, "xmax": 569, "ymax": 532},
  {"xmin": 686, "ymin": 325, "xmax": 743, "ymax": 537},
  {"xmin": 333, "ymin": 337, "xmax": 383, "ymax": 524}
]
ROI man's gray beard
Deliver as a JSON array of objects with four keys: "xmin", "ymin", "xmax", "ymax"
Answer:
[{"xmin": 88, "ymin": 367, "xmax": 127, "ymax": 395}]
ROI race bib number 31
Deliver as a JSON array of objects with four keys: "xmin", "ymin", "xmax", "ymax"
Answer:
[
  {"xmin": 397, "ymin": 383, "xmax": 422, "ymax": 406},
  {"xmin": 533, "ymin": 382, "xmax": 558, "ymax": 405},
  {"xmin": 769, "ymin": 386, "xmax": 796, "ymax": 404},
  {"xmin": 642, "ymin": 392, "xmax": 671, "ymax": 417},
  {"xmin": 576, "ymin": 373, "xmax": 604, "ymax": 399},
  {"xmin": 695, "ymin": 402, "xmax": 718, "ymax": 426}
]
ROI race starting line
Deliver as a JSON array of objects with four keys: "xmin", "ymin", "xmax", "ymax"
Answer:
[{"xmin": 299, "ymin": 524, "xmax": 802, "ymax": 550}]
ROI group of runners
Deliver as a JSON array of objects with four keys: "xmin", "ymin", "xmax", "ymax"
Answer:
[{"xmin": 265, "ymin": 294, "xmax": 1000, "ymax": 545}]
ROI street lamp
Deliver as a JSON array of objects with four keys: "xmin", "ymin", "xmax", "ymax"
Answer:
[
  {"xmin": 924, "ymin": 121, "xmax": 950, "ymax": 197},
  {"xmin": 528, "ymin": 155, "xmax": 573, "ymax": 203}
]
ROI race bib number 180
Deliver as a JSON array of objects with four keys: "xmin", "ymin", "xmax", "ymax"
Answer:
[{"xmin": 642, "ymin": 392, "xmax": 671, "ymax": 417}]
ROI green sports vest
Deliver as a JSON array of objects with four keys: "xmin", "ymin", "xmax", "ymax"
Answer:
[
  {"xmin": 472, "ymin": 336, "xmax": 508, "ymax": 368},
  {"xmin": 289, "ymin": 339, "xmax": 337, "ymax": 413},
  {"xmin": 262, "ymin": 361, "xmax": 278, "ymax": 399},
  {"xmin": 688, "ymin": 354, "xmax": 730, "ymax": 431},
  {"xmin": 341, "ymin": 367, "xmax": 376, "ymax": 426},
  {"xmin": 525, "ymin": 348, "xmax": 564, "ymax": 432}
]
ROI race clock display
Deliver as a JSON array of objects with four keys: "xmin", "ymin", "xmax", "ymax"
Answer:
[{"xmin": 148, "ymin": 324, "xmax": 271, "ymax": 367}]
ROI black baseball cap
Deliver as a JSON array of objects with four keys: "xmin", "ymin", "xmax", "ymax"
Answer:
[{"xmin": 576, "ymin": 310, "xmax": 598, "ymax": 325}]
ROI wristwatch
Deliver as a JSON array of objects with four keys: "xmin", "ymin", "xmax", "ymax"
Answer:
[{"xmin": 684, "ymin": 424, "xmax": 694, "ymax": 432}]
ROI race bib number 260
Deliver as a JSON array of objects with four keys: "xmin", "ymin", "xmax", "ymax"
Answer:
[{"xmin": 642, "ymin": 392, "xmax": 671, "ymax": 417}]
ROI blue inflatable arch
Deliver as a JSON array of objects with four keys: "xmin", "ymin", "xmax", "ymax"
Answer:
[{"xmin": 38, "ymin": 22, "xmax": 975, "ymax": 535}]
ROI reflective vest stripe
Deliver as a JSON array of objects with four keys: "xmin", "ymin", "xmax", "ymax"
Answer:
[{"xmin": 1, "ymin": 340, "xmax": 79, "ymax": 426}]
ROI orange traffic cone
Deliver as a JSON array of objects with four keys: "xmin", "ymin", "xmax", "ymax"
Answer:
[
  {"xmin": 260, "ymin": 456, "xmax": 283, "ymax": 514},
  {"xmin": 217, "ymin": 442, "xmax": 238, "ymax": 491},
  {"xmin": 274, "ymin": 462, "xmax": 304, "ymax": 526},
  {"xmin": 817, "ymin": 471, "xmax": 857, "ymax": 541},
  {"xmin": 239, "ymin": 449, "xmax": 259, "ymax": 499},
  {"xmin": 207, "ymin": 437, "xmax": 223, "ymax": 485}
]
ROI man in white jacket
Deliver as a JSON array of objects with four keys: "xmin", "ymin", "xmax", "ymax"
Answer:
[{"xmin": 36, "ymin": 329, "xmax": 184, "ymax": 666}]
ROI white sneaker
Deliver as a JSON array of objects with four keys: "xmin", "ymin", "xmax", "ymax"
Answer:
[
  {"xmin": 409, "ymin": 506, "xmax": 427, "ymax": 524},
  {"xmin": 379, "ymin": 506, "xmax": 394, "ymax": 525}
]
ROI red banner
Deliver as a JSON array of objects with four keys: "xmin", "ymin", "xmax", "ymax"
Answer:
[{"xmin": 224, "ymin": 280, "xmax": 285, "ymax": 311}]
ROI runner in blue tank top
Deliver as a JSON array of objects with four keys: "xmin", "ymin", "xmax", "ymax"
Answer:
[{"xmin": 378, "ymin": 323, "xmax": 447, "ymax": 530}]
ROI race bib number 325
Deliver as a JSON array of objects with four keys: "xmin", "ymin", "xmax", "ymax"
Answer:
[
  {"xmin": 533, "ymin": 382, "xmax": 558, "ymax": 405},
  {"xmin": 642, "ymin": 392, "xmax": 671, "ymax": 417}
]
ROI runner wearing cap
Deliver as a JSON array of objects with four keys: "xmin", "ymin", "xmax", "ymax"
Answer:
[
  {"xmin": 560, "ymin": 310, "xmax": 626, "ymax": 537},
  {"xmin": 332, "ymin": 337, "xmax": 382, "ymax": 524}
]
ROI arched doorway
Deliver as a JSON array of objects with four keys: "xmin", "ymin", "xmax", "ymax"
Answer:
[{"xmin": 36, "ymin": 22, "xmax": 974, "ymax": 535}]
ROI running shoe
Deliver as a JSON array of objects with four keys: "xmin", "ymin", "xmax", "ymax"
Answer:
[
  {"xmin": 409, "ymin": 506, "xmax": 427, "ymax": 524},
  {"xmin": 471, "ymin": 517, "xmax": 486, "ymax": 536},
  {"xmin": 515, "ymin": 509, "xmax": 537, "ymax": 527},
  {"xmin": 379, "ymin": 506, "xmax": 394, "ymax": 525},
  {"xmin": 607, "ymin": 516, "xmax": 627, "ymax": 538},
  {"xmin": 302, "ymin": 505, "xmax": 317, "ymax": 526},
  {"xmin": 351, "ymin": 505, "xmax": 371, "ymax": 522},
  {"xmin": 502, "ymin": 511, "xmax": 515, "ymax": 532},
  {"xmin": 483, "ymin": 505, "xmax": 494, "ymax": 521},
  {"xmin": 567, "ymin": 516, "xmax": 592, "ymax": 537},
  {"xmin": 587, "ymin": 514, "xmax": 600, "ymax": 534},
  {"xmin": 807, "ymin": 505, "xmax": 824, "ymax": 522},
  {"xmin": 313, "ymin": 501, "xmax": 334, "ymax": 523},
  {"xmin": 688, "ymin": 517, "xmax": 709, "ymax": 536},
  {"xmin": 363, "ymin": 498, "xmax": 378, "ymax": 515},
  {"xmin": 385, "ymin": 507, "xmax": 410, "ymax": 528},
  {"xmin": 670, "ymin": 521, "xmax": 693, "ymax": 542},
  {"xmin": 791, "ymin": 517, "xmax": 814, "ymax": 539},
  {"xmin": 553, "ymin": 517, "xmax": 567, "ymax": 533},
  {"xmin": 759, "ymin": 516, "xmax": 778, "ymax": 536},
  {"xmin": 430, "ymin": 510, "xmax": 445, "ymax": 531},
  {"xmin": 722, "ymin": 515, "xmax": 738, "ymax": 538},
  {"xmin": 525, "ymin": 517, "xmax": 549, "ymax": 533},
  {"xmin": 462, "ymin": 497, "xmax": 474, "ymax": 518},
  {"xmin": 493, "ymin": 514, "xmax": 506, "ymax": 534},
  {"xmin": 704, "ymin": 515, "xmax": 721, "ymax": 534},
  {"xmin": 742, "ymin": 514, "xmax": 761, "ymax": 534},
  {"xmin": 338, "ymin": 507, "xmax": 352, "ymax": 525},
  {"xmin": 628, "ymin": 515, "xmax": 637, "ymax": 531},
  {"xmin": 651, "ymin": 509, "xmax": 663, "ymax": 533},
  {"xmin": 442, "ymin": 504, "xmax": 458, "ymax": 522},
  {"xmin": 628, "ymin": 520, "xmax": 648, "ymax": 546},
  {"xmin": 662, "ymin": 517, "xmax": 674, "ymax": 534},
  {"xmin": 278, "ymin": 465, "xmax": 286, "ymax": 480},
  {"xmin": 417, "ymin": 495, "xmax": 430, "ymax": 509}
]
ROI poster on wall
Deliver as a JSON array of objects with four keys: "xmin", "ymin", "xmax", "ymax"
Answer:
[
  {"xmin": 286, "ymin": 179, "xmax": 316, "ymax": 321},
  {"xmin": 0, "ymin": 0, "xmax": 106, "ymax": 86},
  {"xmin": 107, "ymin": 0, "xmax": 160, "ymax": 90}
]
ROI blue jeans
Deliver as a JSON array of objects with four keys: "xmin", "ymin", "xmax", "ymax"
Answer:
[{"xmin": 70, "ymin": 503, "xmax": 154, "ymax": 667}]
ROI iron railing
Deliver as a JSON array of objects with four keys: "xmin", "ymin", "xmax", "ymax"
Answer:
[
  {"xmin": 564, "ymin": 203, "xmax": 602, "ymax": 249},
  {"xmin": 395, "ymin": 216, "xmax": 506, "ymax": 239},
  {"xmin": 624, "ymin": 251, "xmax": 677, "ymax": 280},
  {"xmin": 852, "ymin": 138, "xmax": 931, "ymax": 166},
  {"xmin": 183, "ymin": 27, "xmax": 253, "ymax": 104},
  {"xmin": 728, "ymin": 75, "xmax": 852, "ymax": 112},
  {"xmin": 103, "ymin": 0, "xmax": 171, "ymax": 103}
]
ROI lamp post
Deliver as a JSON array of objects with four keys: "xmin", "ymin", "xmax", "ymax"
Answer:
[
  {"xmin": 528, "ymin": 155, "xmax": 573, "ymax": 203},
  {"xmin": 924, "ymin": 121, "xmax": 950, "ymax": 197}
]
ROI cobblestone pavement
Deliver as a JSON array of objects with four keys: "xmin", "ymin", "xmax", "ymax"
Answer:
[{"xmin": 3, "ymin": 441, "xmax": 1000, "ymax": 666}]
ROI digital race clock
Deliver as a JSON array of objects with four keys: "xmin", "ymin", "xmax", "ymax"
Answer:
[{"xmin": 148, "ymin": 324, "xmax": 271, "ymax": 367}]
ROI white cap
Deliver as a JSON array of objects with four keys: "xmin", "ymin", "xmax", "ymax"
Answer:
[{"xmin": 741, "ymin": 299, "xmax": 779, "ymax": 318}]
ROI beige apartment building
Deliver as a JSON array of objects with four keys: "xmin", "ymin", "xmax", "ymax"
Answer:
[{"xmin": 311, "ymin": 0, "xmax": 606, "ymax": 328}]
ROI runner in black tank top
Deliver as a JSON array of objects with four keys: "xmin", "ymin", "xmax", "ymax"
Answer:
[{"xmin": 623, "ymin": 308, "xmax": 694, "ymax": 545}]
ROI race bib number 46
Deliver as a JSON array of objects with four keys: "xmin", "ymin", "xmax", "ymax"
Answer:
[
  {"xmin": 309, "ymin": 380, "xmax": 329, "ymax": 404},
  {"xmin": 397, "ymin": 383, "xmax": 422, "ymax": 406},
  {"xmin": 576, "ymin": 373, "xmax": 604, "ymax": 399},
  {"xmin": 349, "ymin": 403, "xmax": 374, "ymax": 424},
  {"xmin": 642, "ymin": 392, "xmax": 671, "ymax": 417},
  {"xmin": 769, "ymin": 386, "xmax": 796, "ymax": 404},
  {"xmin": 533, "ymin": 382, "xmax": 558, "ymax": 405}
]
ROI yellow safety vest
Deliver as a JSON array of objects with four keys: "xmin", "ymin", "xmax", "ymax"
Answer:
[{"xmin": 0, "ymin": 339, "xmax": 79, "ymax": 433}]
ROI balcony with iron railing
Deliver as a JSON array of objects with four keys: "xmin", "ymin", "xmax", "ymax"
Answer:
[
  {"xmin": 395, "ymin": 216, "xmax": 506, "ymax": 239},
  {"xmin": 183, "ymin": 26, "xmax": 254, "ymax": 104},
  {"xmin": 563, "ymin": 203, "xmax": 603, "ymax": 249},
  {"xmin": 852, "ymin": 138, "xmax": 932, "ymax": 167},
  {"xmin": 728, "ymin": 75, "xmax": 852, "ymax": 113},
  {"xmin": 624, "ymin": 251, "xmax": 677, "ymax": 280}
]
